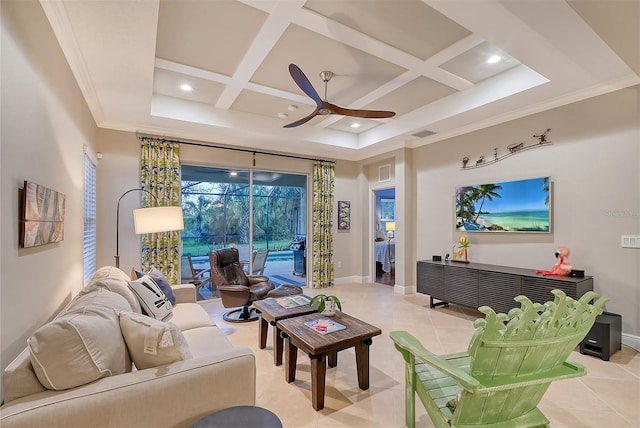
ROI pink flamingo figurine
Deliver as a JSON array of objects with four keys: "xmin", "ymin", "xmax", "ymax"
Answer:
[{"xmin": 536, "ymin": 246, "xmax": 573, "ymax": 276}]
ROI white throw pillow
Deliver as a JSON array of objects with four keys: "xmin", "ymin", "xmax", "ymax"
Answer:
[
  {"xmin": 119, "ymin": 311, "xmax": 191, "ymax": 370},
  {"xmin": 128, "ymin": 275, "xmax": 173, "ymax": 320},
  {"xmin": 82, "ymin": 266, "xmax": 142, "ymax": 313},
  {"xmin": 28, "ymin": 289, "xmax": 132, "ymax": 390}
]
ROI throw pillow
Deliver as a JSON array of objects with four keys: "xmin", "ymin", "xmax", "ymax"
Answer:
[
  {"xmin": 133, "ymin": 267, "xmax": 176, "ymax": 305},
  {"xmin": 28, "ymin": 289, "xmax": 132, "ymax": 390},
  {"xmin": 82, "ymin": 266, "xmax": 142, "ymax": 313},
  {"xmin": 119, "ymin": 311, "xmax": 192, "ymax": 370},
  {"xmin": 128, "ymin": 275, "xmax": 173, "ymax": 320}
]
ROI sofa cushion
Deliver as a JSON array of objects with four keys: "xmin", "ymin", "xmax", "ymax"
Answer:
[
  {"xmin": 181, "ymin": 326, "xmax": 235, "ymax": 359},
  {"xmin": 27, "ymin": 289, "xmax": 132, "ymax": 390},
  {"xmin": 119, "ymin": 312, "xmax": 192, "ymax": 369},
  {"xmin": 128, "ymin": 275, "xmax": 173, "ymax": 320},
  {"xmin": 167, "ymin": 302, "xmax": 215, "ymax": 331},
  {"xmin": 81, "ymin": 266, "xmax": 142, "ymax": 313},
  {"xmin": 133, "ymin": 267, "xmax": 176, "ymax": 305}
]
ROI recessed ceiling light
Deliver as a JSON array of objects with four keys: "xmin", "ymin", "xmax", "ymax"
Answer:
[
  {"xmin": 351, "ymin": 122, "xmax": 360, "ymax": 128},
  {"xmin": 229, "ymin": 171, "xmax": 238, "ymax": 176},
  {"xmin": 278, "ymin": 112, "xmax": 288, "ymax": 119},
  {"xmin": 288, "ymin": 105, "xmax": 298, "ymax": 111},
  {"xmin": 487, "ymin": 55, "xmax": 502, "ymax": 64},
  {"xmin": 179, "ymin": 83, "xmax": 193, "ymax": 92}
]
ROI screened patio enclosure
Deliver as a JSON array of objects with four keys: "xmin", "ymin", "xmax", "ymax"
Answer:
[{"xmin": 181, "ymin": 165, "xmax": 307, "ymax": 296}]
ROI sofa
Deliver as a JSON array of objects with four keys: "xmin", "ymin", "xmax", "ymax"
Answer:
[{"xmin": 0, "ymin": 266, "xmax": 256, "ymax": 427}]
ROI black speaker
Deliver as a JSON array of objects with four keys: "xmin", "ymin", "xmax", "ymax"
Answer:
[
  {"xmin": 432, "ymin": 255, "xmax": 442, "ymax": 261},
  {"xmin": 569, "ymin": 269, "xmax": 584, "ymax": 278},
  {"xmin": 580, "ymin": 312, "xmax": 622, "ymax": 361}
]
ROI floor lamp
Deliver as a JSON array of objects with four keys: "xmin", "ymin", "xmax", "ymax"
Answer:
[{"xmin": 115, "ymin": 188, "xmax": 184, "ymax": 268}]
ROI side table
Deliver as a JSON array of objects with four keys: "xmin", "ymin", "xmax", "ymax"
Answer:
[{"xmin": 252, "ymin": 296, "xmax": 317, "ymax": 366}]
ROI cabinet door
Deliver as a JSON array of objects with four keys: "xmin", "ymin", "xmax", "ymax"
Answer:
[
  {"xmin": 522, "ymin": 277, "xmax": 577, "ymax": 304},
  {"xmin": 417, "ymin": 262, "xmax": 444, "ymax": 299},
  {"xmin": 444, "ymin": 266, "xmax": 478, "ymax": 308},
  {"xmin": 479, "ymin": 271, "xmax": 521, "ymax": 314}
]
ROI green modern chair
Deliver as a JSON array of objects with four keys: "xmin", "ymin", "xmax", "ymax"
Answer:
[{"xmin": 391, "ymin": 290, "xmax": 608, "ymax": 428}]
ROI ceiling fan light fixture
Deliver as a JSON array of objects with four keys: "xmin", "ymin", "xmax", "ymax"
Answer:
[{"xmin": 283, "ymin": 64, "xmax": 395, "ymax": 128}]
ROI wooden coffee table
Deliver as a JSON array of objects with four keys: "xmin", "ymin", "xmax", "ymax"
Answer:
[
  {"xmin": 277, "ymin": 312, "xmax": 382, "ymax": 411},
  {"xmin": 252, "ymin": 296, "xmax": 317, "ymax": 366}
]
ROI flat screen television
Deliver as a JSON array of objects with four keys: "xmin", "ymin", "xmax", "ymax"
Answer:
[{"xmin": 455, "ymin": 176, "xmax": 551, "ymax": 233}]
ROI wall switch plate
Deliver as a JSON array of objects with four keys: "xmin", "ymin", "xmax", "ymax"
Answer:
[{"xmin": 621, "ymin": 235, "xmax": 640, "ymax": 248}]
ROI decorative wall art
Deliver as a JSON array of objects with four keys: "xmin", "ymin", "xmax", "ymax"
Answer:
[
  {"xmin": 461, "ymin": 129, "xmax": 552, "ymax": 169},
  {"xmin": 455, "ymin": 176, "xmax": 551, "ymax": 233},
  {"xmin": 338, "ymin": 200, "xmax": 350, "ymax": 231},
  {"xmin": 21, "ymin": 181, "xmax": 66, "ymax": 247}
]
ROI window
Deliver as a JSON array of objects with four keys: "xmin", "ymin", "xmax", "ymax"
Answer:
[{"xmin": 83, "ymin": 154, "xmax": 97, "ymax": 281}]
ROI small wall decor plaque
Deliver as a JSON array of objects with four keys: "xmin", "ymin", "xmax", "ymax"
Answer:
[
  {"xmin": 338, "ymin": 200, "xmax": 350, "ymax": 231},
  {"xmin": 21, "ymin": 181, "xmax": 66, "ymax": 247}
]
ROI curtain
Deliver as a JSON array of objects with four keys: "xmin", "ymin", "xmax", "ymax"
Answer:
[
  {"xmin": 312, "ymin": 160, "xmax": 335, "ymax": 288},
  {"xmin": 139, "ymin": 137, "xmax": 181, "ymax": 284}
]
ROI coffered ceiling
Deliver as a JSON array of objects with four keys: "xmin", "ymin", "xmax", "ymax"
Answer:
[{"xmin": 41, "ymin": 0, "xmax": 639, "ymax": 161}]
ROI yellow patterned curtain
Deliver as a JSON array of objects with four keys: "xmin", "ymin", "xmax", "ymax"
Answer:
[
  {"xmin": 139, "ymin": 137, "xmax": 181, "ymax": 284},
  {"xmin": 312, "ymin": 160, "xmax": 335, "ymax": 288}
]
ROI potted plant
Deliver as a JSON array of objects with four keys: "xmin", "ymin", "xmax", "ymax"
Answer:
[{"xmin": 310, "ymin": 294, "xmax": 342, "ymax": 316}]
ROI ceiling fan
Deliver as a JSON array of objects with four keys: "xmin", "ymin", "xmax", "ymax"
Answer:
[{"xmin": 283, "ymin": 64, "xmax": 396, "ymax": 128}]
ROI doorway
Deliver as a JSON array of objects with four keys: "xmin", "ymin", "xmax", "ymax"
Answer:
[
  {"xmin": 373, "ymin": 188, "xmax": 395, "ymax": 285},
  {"xmin": 180, "ymin": 165, "xmax": 308, "ymax": 299}
]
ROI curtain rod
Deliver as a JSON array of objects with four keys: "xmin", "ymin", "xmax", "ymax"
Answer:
[{"xmin": 137, "ymin": 134, "xmax": 335, "ymax": 164}]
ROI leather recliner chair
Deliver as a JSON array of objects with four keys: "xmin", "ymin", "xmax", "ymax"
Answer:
[{"xmin": 209, "ymin": 248, "xmax": 275, "ymax": 322}]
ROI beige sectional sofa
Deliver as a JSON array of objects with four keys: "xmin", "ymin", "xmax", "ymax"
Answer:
[{"xmin": 0, "ymin": 266, "xmax": 255, "ymax": 427}]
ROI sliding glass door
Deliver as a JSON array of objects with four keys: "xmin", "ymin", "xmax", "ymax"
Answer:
[{"xmin": 181, "ymin": 165, "xmax": 307, "ymax": 299}]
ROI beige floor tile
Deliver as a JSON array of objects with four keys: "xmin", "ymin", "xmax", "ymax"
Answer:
[{"xmin": 201, "ymin": 282, "xmax": 639, "ymax": 427}]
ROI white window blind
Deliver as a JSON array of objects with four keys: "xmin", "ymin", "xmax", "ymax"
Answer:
[{"xmin": 84, "ymin": 154, "xmax": 97, "ymax": 281}]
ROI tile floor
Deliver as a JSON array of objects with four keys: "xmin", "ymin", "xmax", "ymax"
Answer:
[{"xmin": 199, "ymin": 282, "xmax": 640, "ymax": 428}]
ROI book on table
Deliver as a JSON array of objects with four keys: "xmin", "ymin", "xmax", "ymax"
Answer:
[
  {"xmin": 276, "ymin": 295, "xmax": 310, "ymax": 309},
  {"xmin": 304, "ymin": 318, "xmax": 346, "ymax": 334}
]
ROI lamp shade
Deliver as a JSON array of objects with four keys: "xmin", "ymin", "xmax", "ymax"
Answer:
[
  {"xmin": 133, "ymin": 206, "xmax": 184, "ymax": 234},
  {"xmin": 386, "ymin": 222, "xmax": 396, "ymax": 232}
]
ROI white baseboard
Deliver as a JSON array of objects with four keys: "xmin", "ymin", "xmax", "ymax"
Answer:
[
  {"xmin": 622, "ymin": 333, "xmax": 640, "ymax": 352},
  {"xmin": 394, "ymin": 284, "xmax": 416, "ymax": 295}
]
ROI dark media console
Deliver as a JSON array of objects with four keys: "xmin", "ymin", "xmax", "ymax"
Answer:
[{"xmin": 417, "ymin": 260, "xmax": 594, "ymax": 314}]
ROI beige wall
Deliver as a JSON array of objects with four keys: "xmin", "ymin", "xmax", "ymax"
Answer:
[
  {"xmin": 410, "ymin": 87, "xmax": 640, "ymax": 338},
  {"xmin": 1, "ymin": 0, "xmax": 99, "ymax": 391}
]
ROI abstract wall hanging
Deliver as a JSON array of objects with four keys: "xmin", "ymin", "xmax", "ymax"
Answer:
[
  {"xmin": 338, "ymin": 200, "xmax": 350, "ymax": 231},
  {"xmin": 21, "ymin": 181, "xmax": 66, "ymax": 247}
]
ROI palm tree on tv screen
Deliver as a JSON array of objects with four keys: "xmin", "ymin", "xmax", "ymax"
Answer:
[{"xmin": 473, "ymin": 183, "xmax": 503, "ymax": 222}]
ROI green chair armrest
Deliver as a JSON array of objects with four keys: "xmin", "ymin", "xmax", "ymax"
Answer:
[{"xmin": 390, "ymin": 331, "xmax": 480, "ymax": 392}]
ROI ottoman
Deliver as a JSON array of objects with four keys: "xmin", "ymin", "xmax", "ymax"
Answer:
[{"xmin": 267, "ymin": 284, "xmax": 303, "ymax": 298}]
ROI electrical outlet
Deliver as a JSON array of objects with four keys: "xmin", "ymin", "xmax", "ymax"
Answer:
[{"xmin": 621, "ymin": 235, "xmax": 640, "ymax": 248}]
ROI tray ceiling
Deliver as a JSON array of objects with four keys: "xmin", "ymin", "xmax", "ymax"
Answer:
[{"xmin": 41, "ymin": 0, "xmax": 639, "ymax": 160}]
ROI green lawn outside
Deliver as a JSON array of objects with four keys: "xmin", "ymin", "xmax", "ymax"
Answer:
[{"xmin": 183, "ymin": 239, "xmax": 293, "ymax": 256}]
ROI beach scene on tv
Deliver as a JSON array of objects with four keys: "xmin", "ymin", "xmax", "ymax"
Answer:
[{"xmin": 456, "ymin": 177, "xmax": 550, "ymax": 232}]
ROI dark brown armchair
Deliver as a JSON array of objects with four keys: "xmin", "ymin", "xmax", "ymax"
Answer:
[{"xmin": 209, "ymin": 248, "xmax": 275, "ymax": 322}]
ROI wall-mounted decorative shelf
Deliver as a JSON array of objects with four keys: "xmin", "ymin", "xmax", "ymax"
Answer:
[{"xmin": 462, "ymin": 129, "xmax": 552, "ymax": 170}]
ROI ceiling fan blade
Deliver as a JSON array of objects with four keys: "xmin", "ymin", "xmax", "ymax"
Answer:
[
  {"xmin": 283, "ymin": 108, "xmax": 320, "ymax": 128},
  {"xmin": 330, "ymin": 103, "xmax": 396, "ymax": 119},
  {"xmin": 289, "ymin": 64, "xmax": 323, "ymax": 107}
]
